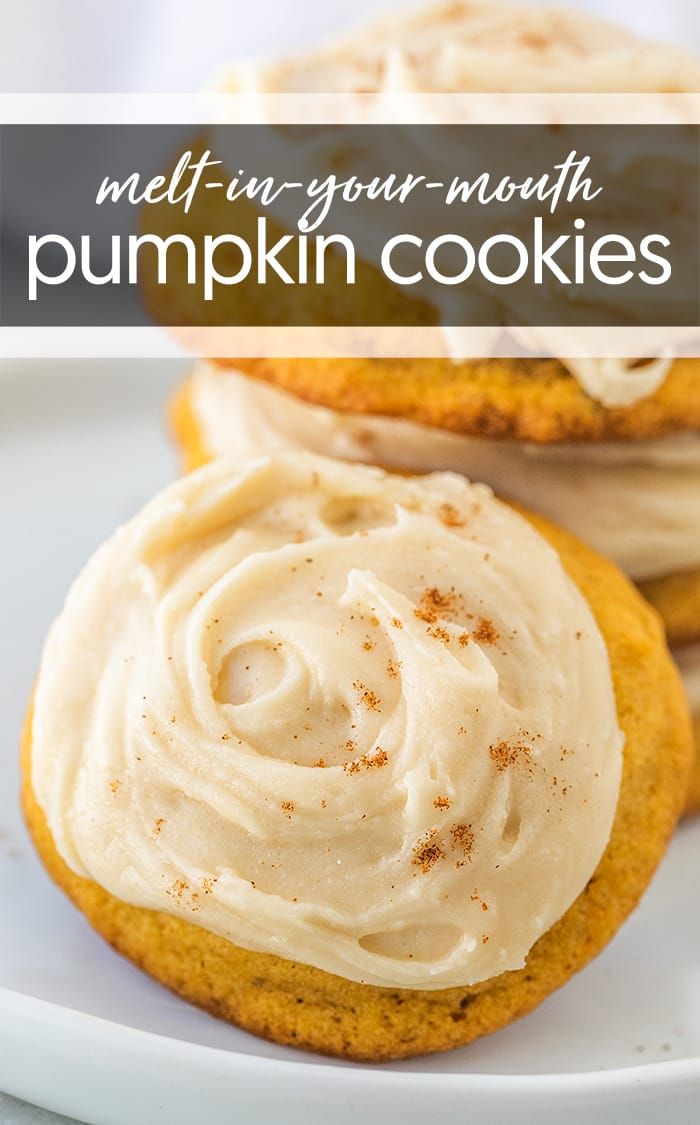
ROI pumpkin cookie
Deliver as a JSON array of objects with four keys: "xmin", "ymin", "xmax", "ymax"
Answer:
[
  {"xmin": 143, "ymin": 159, "xmax": 700, "ymax": 444},
  {"xmin": 141, "ymin": 2, "xmax": 700, "ymax": 442},
  {"xmin": 24, "ymin": 452, "xmax": 691, "ymax": 1060},
  {"xmin": 639, "ymin": 570, "xmax": 700, "ymax": 649}
]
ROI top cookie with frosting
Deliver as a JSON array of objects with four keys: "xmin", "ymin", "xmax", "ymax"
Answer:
[
  {"xmin": 203, "ymin": 3, "xmax": 700, "ymax": 439},
  {"xmin": 31, "ymin": 451, "xmax": 623, "ymax": 990}
]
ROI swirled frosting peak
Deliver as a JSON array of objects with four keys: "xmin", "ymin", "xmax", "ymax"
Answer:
[{"xmin": 32, "ymin": 453, "xmax": 623, "ymax": 989}]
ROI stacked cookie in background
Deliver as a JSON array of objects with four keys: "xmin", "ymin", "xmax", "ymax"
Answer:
[{"xmin": 163, "ymin": 0, "xmax": 700, "ymax": 815}]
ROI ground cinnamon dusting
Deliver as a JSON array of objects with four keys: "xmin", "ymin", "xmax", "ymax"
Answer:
[
  {"xmin": 281, "ymin": 800, "xmax": 295, "ymax": 817},
  {"xmin": 412, "ymin": 829, "xmax": 446, "ymax": 874},
  {"xmin": 386, "ymin": 658, "xmax": 401, "ymax": 679},
  {"xmin": 472, "ymin": 617, "xmax": 500, "ymax": 645},
  {"xmin": 489, "ymin": 740, "xmax": 533, "ymax": 772},
  {"xmin": 450, "ymin": 823, "xmax": 474, "ymax": 863},
  {"xmin": 433, "ymin": 795, "xmax": 451, "ymax": 810},
  {"xmin": 343, "ymin": 748, "xmax": 389, "ymax": 775},
  {"xmin": 414, "ymin": 586, "xmax": 464, "ymax": 625},
  {"xmin": 353, "ymin": 681, "xmax": 381, "ymax": 711},
  {"xmin": 153, "ymin": 817, "xmax": 166, "ymax": 836},
  {"xmin": 166, "ymin": 879, "xmax": 188, "ymax": 901},
  {"xmin": 438, "ymin": 502, "xmax": 465, "ymax": 528},
  {"xmin": 428, "ymin": 625, "xmax": 451, "ymax": 644}
]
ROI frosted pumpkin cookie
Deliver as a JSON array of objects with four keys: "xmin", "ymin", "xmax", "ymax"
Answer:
[
  {"xmin": 171, "ymin": 363, "xmax": 700, "ymax": 647},
  {"xmin": 24, "ymin": 452, "xmax": 691, "ymax": 1060}
]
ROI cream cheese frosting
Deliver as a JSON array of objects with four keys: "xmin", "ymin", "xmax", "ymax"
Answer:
[
  {"xmin": 231, "ymin": 2, "xmax": 700, "ymax": 95},
  {"xmin": 32, "ymin": 451, "xmax": 623, "ymax": 990},
  {"xmin": 214, "ymin": 1, "xmax": 700, "ymax": 408},
  {"xmin": 675, "ymin": 642, "xmax": 700, "ymax": 713},
  {"xmin": 189, "ymin": 363, "xmax": 700, "ymax": 582}
]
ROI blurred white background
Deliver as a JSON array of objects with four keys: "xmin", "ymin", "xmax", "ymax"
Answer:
[{"xmin": 0, "ymin": 0, "xmax": 698, "ymax": 91}]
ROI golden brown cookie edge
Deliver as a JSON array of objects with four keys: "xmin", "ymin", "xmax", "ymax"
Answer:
[
  {"xmin": 140, "ymin": 137, "xmax": 700, "ymax": 444},
  {"xmin": 21, "ymin": 493, "xmax": 692, "ymax": 1060}
]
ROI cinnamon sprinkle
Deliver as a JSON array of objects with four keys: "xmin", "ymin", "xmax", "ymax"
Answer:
[
  {"xmin": 353, "ymin": 680, "xmax": 381, "ymax": 711},
  {"xmin": 438, "ymin": 502, "xmax": 465, "ymax": 528},
  {"xmin": 472, "ymin": 617, "xmax": 500, "ymax": 645},
  {"xmin": 489, "ymin": 740, "xmax": 533, "ymax": 772},
  {"xmin": 166, "ymin": 879, "xmax": 188, "ymax": 901},
  {"xmin": 343, "ymin": 748, "xmax": 389, "ymax": 775},
  {"xmin": 450, "ymin": 823, "xmax": 474, "ymax": 863},
  {"xmin": 412, "ymin": 829, "xmax": 446, "ymax": 874},
  {"xmin": 414, "ymin": 586, "xmax": 463, "ymax": 625},
  {"xmin": 428, "ymin": 625, "xmax": 451, "ymax": 644}
]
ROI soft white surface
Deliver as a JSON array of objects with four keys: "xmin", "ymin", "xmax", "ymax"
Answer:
[
  {"xmin": 0, "ymin": 1094, "xmax": 78, "ymax": 1125},
  {"xmin": 0, "ymin": 360, "xmax": 699, "ymax": 1125}
]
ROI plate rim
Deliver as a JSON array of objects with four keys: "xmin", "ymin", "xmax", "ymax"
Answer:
[{"xmin": 1, "ymin": 986, "xmax": 699, "ymax": 1093}]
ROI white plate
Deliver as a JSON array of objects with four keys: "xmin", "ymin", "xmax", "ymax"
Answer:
[{"xmin": 1, "ymin": 359, "xmax": 698, "ymax": 1125}]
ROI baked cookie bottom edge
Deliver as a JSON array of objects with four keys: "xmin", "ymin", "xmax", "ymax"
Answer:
[{"xmin": 22, "ymin": 491, "xmax": 693, "ymax": 1060}]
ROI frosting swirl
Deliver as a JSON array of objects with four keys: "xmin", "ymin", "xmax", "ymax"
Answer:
[
  {"xmin": 190, "ymin": 363, "xmax": 700, "ymax": 582},
  {"xmin": 32, "ymin": 452, "xmax": 622, "ymax": 989}
]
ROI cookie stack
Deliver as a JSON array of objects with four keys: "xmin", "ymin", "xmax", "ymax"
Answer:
[
  {"xmin": 23, "ymin": 1, "xmax": 699, "ymax": 1063},
  {"xmin": 169, "ymin": 0, "xmax": 700, "ymax": 814}
]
